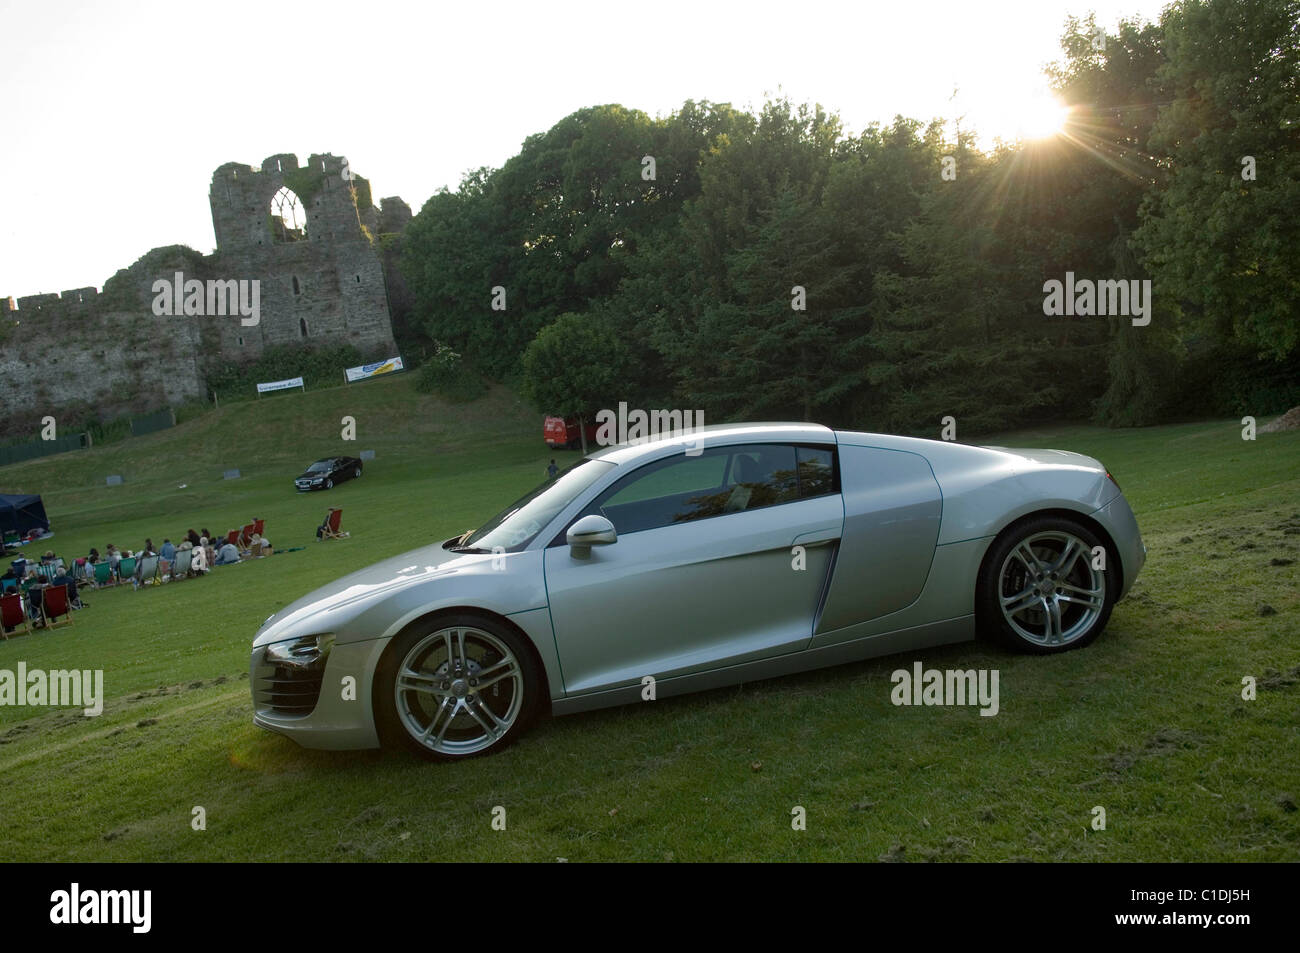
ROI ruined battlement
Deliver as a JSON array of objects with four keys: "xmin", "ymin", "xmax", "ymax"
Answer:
[{"xmin": 4, "ymin": 286, "xmax": 100, "ymax": 317}]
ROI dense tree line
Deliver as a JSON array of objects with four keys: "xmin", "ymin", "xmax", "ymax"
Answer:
[{"xmin": 400, "ymin": 0, "xmax": 1299, "ymax": 435}]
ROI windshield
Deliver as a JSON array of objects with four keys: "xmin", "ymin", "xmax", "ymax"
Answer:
[
  {"xmin": 307, "ymin": 461, "xmax": 333, "ymax": 473},
  {"xmin": 462, "ymin": 458, "xmax": 614, "ymax": 552}
]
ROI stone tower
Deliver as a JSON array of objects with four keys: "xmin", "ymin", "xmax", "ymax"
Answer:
[{"xmin": 207, "ymin": 152, "xmax": 398, "ymax": 358}]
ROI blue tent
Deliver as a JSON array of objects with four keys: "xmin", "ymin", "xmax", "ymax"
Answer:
[{"xmin": 0, "ymin": 493, "xmax": 50, "ymax": 540}]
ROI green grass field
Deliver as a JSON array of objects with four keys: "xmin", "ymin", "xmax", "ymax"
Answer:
[{"xmin": 1, "ymin": 379, "xmax": 1296, "ymax": 861}]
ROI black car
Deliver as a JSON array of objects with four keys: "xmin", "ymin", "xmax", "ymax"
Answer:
[{"xmin": 294, "ymin": 456, "xmax": 363, "ymax": 491}]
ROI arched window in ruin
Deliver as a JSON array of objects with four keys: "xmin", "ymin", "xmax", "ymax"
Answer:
[
  {"xmin": 300, "ymin": 317, "xmax": 309, "ymax": 338},
  {"xmin": 270, "ymin": 186, "xmax": 308, "ymax": 243}
]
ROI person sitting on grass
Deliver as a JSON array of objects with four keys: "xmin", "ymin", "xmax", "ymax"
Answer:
[
  {"xmin": 186, "ymin": 529, "xmax": 202, "ymax": 549},
  {"xmin": 214, "ymin": 539, "xmax": 241, "ymax": 565},
  {"xmin": 190, "ymin": 541, "xmax": 209, "ymax": 573}
]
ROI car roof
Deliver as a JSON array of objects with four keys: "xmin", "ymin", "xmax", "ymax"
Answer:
[{"xmin": 586, "ymin": 421, "xmax": 834, "ymax": 467}]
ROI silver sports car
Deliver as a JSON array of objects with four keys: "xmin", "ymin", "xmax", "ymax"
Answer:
[{"xmin": 250, "ymin": 423, "xmax": 1145, "ymax": 760}]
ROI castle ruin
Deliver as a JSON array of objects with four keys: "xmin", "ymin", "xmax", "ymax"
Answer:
[{"xmin": 0, "ymin": 152, "xmax": 410, "ymax": 438}]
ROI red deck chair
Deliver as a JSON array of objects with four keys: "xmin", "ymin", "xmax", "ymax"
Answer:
[
  {"xmin": 252, "ymin": 518, "xmax": 265, "ymax": 540},
  {"xmin": 225, "ymin": 529, "xmax": 240, "ymax": 546},
  {"xmin": 237, "ymin": 522, "xmax": 256, "ymax": 547},
  {"xmin": 0, "ymin": 592, "xmax": 32, "ymax": 638},
  {"xmin": 41, "ymin": 583, "xmax": 73, "ymax": 629},
  {"xmin": 318, "ymin": 508, "xmax": 347, "ymax": 540}
]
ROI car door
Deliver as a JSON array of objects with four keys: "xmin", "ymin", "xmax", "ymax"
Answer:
[{"xmin": 543, "ymin": 443, "xmax": 844, "ymax": 696}]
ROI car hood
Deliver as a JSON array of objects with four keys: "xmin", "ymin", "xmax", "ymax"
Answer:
[
  {"xmin": 253, "ymin": 539, "xmax": 472, "ymax": 646},
  {"xmin": 297, "ymin": 470, "xmax": 328, "ymax": 479}
]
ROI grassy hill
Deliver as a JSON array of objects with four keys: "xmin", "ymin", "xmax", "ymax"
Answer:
[
  {"xmin": 2, "ymin": 373, "xmax": 549, "ymax": 566},
  {"xmin": 0, "ymin": 403, "xmax": 1296, "ymax": 861}
]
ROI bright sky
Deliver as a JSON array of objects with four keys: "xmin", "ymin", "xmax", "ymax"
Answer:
[{"xmin": 0, "ymin": 0, "xmax": 1171, "ymax": 299}]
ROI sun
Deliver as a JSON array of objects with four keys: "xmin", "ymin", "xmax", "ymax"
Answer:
[
  {"xmin": 1017, "ymin": 94, "xmax": 1070, "ymax": 141},
  {"xmin": 963, "ymin": 89, "xmax": 1071, "ymax": 147}
]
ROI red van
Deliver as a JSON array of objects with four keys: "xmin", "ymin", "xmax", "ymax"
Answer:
[{"xmin": 543, "ymin": 415, "xmax": 600, "ymax": 450}]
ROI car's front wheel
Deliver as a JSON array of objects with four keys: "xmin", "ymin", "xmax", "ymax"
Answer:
[
  {"xmin": 977, "ymin": 515, "xmax": 1115, "ymax": 654},
  {"xmin": 353, "ymin": 466, "xmax": 361, "ymax": 479},
  {"xmin": 375, "ymin": 614, "xmax": 543, "ymax": 760},
  {"xmin": 325, "ymin": 478, "xmax": 334, "ymax": 490}
]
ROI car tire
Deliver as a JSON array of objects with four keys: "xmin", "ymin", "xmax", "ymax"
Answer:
[
  {"xmin": 976, "ymin": 514, "xmax": 1116, "ymax": 654},
  {"xmin": 325, "ymin": 478, "xmax": 333, "ymax": 490},
  {"xmin": 374, "ymin": 613, "xmax": 544, "ymax": 761},
  {"xmin": 354, "ymin": 467, "xmax": 361, "ymax": 478}
]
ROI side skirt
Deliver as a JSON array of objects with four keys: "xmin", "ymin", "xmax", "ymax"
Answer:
[{"xmin": 550, "ymin": 614, "xmax": 976, "ymax": 716}]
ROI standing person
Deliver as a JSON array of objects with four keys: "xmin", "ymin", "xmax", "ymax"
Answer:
[{"xmin": 547, "ymin": 458, "xmax": 559, "ymax": 480}]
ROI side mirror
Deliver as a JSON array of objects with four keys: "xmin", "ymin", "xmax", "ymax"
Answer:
[{"xmin": 567, "ymin": 514, "xmax": 617, "ymax": 559}]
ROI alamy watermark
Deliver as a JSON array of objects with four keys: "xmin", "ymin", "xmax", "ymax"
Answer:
[
  {"xmin": 152, "ymin": 271, "xmax": 260, "ymax": 326},
  {"xmin": 594, "ymin": 402, "xmax": 705, "ymax": 455},
  {"xmin": 891, "ymin": 661, "xmax": 999, "ymax": 716},
  {"xmin": 1042, "ymin": 272, "xmax": 1151, "ymax": 326},
  {"xmin": 0, "ymin": 663, "xmax": 104, "ymax": 716}
]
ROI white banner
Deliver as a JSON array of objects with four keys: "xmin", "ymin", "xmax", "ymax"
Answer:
[
  {"xmin": 256, "ymin": 376, "xmax": 305, "ymax": 394},
  {"xmin": 345, "ymin": 356, "xmax": 404, "ymax": 383}
]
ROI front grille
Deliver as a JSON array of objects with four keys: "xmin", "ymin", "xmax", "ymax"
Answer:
[{"xmin": 254, "ymin": 656, "xmax": 325, "ymax": 717}]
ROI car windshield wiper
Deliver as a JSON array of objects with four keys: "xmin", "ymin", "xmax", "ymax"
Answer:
[{"xmin": 449, "ymin": 545, "xmax": 494, "ymax": 554}]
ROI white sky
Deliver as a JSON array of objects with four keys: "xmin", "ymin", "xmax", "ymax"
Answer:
[{"xmin": 0, "ymin": 0, "xmax": 1171, "ymax": 299}]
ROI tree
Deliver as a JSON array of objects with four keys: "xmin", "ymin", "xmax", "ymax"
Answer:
[
  {"xmin": 519, "ymin": 312, "xmax": 634, "ymax": 450},
  {"xmin": 1134, "ymin": 0, "xmax": 1300, "ymax": 361}
]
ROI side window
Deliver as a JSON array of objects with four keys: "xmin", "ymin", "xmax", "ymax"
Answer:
[
  {"xmin": 796, "ymin": 445, "xmax": 837, "ymax": 498},
  {"xmin": 587, "ymin": 444, "xmax": 805, "ymax": 535}
]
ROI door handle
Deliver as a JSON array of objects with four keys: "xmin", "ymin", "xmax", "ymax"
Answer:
[{"xmin": 792, "ymin": 527, "xmax": 841, "ymax": 548}]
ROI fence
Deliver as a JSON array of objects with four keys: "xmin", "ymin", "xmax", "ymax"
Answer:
[
  {"xmin": 130, "ymin": 409, "xmax": 176, "ymax": 437},
  {"xmin": 0, "ymin": 432, "xmax": 91, "ymax": 467}
]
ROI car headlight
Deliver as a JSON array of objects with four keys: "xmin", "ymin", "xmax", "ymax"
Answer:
[{"xmin": 264, "ymin": 633, "xmax": 334, "ymax": 669}]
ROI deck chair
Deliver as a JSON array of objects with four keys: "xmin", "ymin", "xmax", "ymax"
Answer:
[
  {"xmin": 133, "ymin": 555, "xmax": 158, "ymax": 588},
  {"xmin": 0, "ymin": 592, "xmax": 32, "ymax": 638},
  {"xmin": 252, "ymin": 518, "xmax": 265, "ymax": 539},
  {"xmin": 317, "ymin": 508, "xmax": 348, "ymax": 540},
  {"xmin": 157, "ymin": 558, "xmax": 173, "ymax": 582},
  {"xmin": 225, "ymin": 529, "xmax": 240, "ymax": 546},
  {"xmin": 1, "ymin": 576, "xmax": 17, "ymax": 594},
  {"xmin": 93, "ymin": 561, "xmax": 115, "ymax": 588},
  {"xmin": 238, "ymin": 522, "xmax": 256, "ymax": 548},
  {"xmin": 117, "ymin": 556, "xmax": 137, "ymax": 583},
  {"xmin": 41, "ymin": 583, "xmax": 73, "ymax": 628},
  {"xmin": 172, "ymin": 549, "xmax": 192, "ymax": 579}
]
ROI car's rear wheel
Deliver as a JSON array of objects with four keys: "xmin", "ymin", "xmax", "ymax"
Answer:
[
  {"xmin": 977, "ymin": 515, "xmax": 1115, "ymax": 654},
  {"xmin": 325, "ymin": 478, "xmax": 334, "ymax": 490},
  {"xmin": 354, "ymin": 466, "xmax": 361, "ymax": 479},
  {"xmin": 375, "ymin": 614, "xmax": 542, "ymax": 761}
]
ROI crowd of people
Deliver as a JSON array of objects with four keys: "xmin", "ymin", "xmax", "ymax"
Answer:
[{"xmin": 1, "ymin": 522, "xmax": 273, "ymax": 634}]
